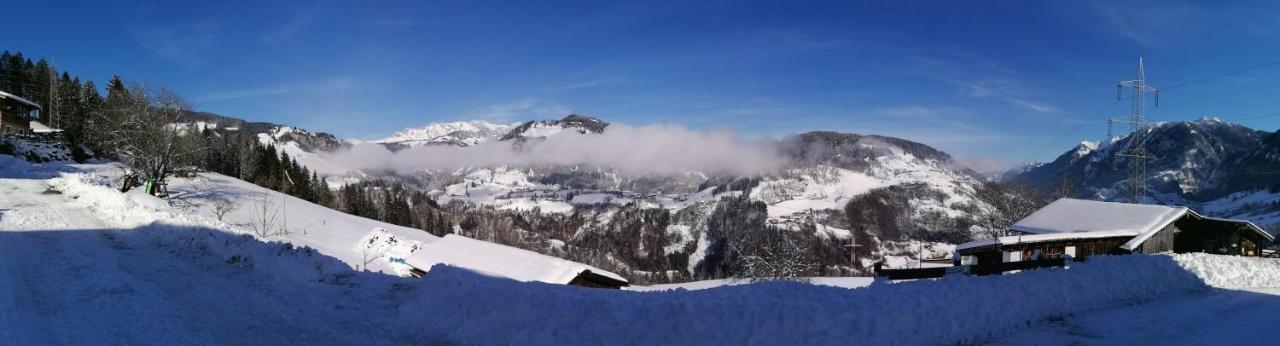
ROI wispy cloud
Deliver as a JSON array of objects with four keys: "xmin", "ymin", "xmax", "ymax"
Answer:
[
  {"xmin": 195, "ymin": 77, "xmax": 353, "ymax": 102},
  {"xmin": 261, "ymin": 7, "xmax": 321, "ymax": 44},
  {"xmin": 909, "ymin": 54, "xmax": 1057, "ymax": 114},
  {"xmin": 1089, "ymin": 1, "xmax": 1205, "ymax": 46},
  {"xmin": 952, "ymin": 77, "xmax": 1057, "ymax": 113},
  {"xmin": 357, "ymin": 18, "xmax": 419, "ymax": 28},
  {"xmin": 132, "ymin": 19, "xmax": 221, "ymax": 68},
  {"xmin": 545, "ymin": 75, "xmax": 628, "ymax": 93},
  {"xmin": 472, "ymin": 98, "xmax": 572, "ymax": 122}
]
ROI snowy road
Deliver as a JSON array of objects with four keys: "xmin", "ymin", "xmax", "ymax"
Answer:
[
  {"xmin": 992, "ymin": 288, "xmax": 1280, "ymax": 345},
  {"xmin": 0, "ymin": 175, "xmax": 400, "ymax": 345}
]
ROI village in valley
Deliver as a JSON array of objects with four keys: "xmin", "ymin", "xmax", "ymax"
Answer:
[{"xmin": 5, "ymin": 1, "xmax": 1280, "ymax": 345}]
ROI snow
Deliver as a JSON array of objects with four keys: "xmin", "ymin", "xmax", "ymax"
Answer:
[
  {"xmin": 9, "ymin": 125, "xmax": 1280, "ymax": 344},
  {"xmin": 0, "ymin": 156, "xmax": 409, "ymax": 343},
  {"xmin": 405, "ymin": 234, "xmax": 627, "ymax": 284},
  {"xmin": 993, "ymin": 287, "xmax": 1280, "ymax": 345},
  {"xmin": 496, "ymin": 198, "xmax": 575, "ymax": 214},
  {"xmin": 519, "ymin": 123, "xmax": 568, "ymax": 138},
  {"xmin": 1010, "ymin": 198, "xmax": 1188, "ymax": 236},
  {"xmin": 993, "ymin": 253, "xmax": 1280, "ymax": 345},
  {"xmin": 957, "ymin": 230, "xmax": 1137, "ymax": 251},
  {"xmin": 981, "ymin": 198, "xmax": 1271, "ymax": 252},
  {"xmin": 3, "ymin": 156, "xmax": 1278, "ymax": 344},
  {"xmin": 27, "ymin": 120, "xmax": 62, "ymax": 133},
  {"xmin": 402, "ymin": 254, "xmax": 1215, "ymax": 344},
  {"xmin": 24, "ymin": 156, "xmax": 438, "ymax": 275},
  {"xmin": 163, "ymin": 172, "xmax": 439, "ymax": 273},
  {"xmin": 377, "ymin": 119, "xmax": 515, "ymax": 147},
  {"xmin": 632, "ymin": 277, "xmax": 874, "ymax": 291}
]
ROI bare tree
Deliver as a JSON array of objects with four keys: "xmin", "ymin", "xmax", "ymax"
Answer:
[
  {"xmin": 730, "ymin": 230, "xmax": 816, "ymax": 282},
  {"xmin": 977, "ymin": 181, "xmax": 1047, "ymax": 239},
  {"xmin": 99, "ymin": 85, "xmax": 205, "ymax": 196},
  {"xmin": 248, "ymin": 194, "xmax": 294, "ymax": 239},
  {"xmin": 212, "ymin": 198, "xmax": 236, "ymax": 221},
  {"xmin": 358, "ymin": 231, "xmax": 397, "ymax": 271}
]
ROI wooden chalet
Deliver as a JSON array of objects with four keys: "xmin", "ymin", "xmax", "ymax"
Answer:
[
  {"xmin": 956, "ymin": 198, "xmax": 1275, "ymax": 267},
  {"xmin": 404, "ymin": 234, "xmax": 629, "ymax": 289},
  {"xmin": 0, "ymin": 90, "xmax": 42, "ymax": 136}
]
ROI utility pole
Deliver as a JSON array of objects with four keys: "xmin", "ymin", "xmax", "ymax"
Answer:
[{"xmin": 1112, "ymin": 57, "xmax": 1159, "ymax": 204}]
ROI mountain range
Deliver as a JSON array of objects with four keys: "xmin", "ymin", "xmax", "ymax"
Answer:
[
  {"xmin": 181, "ymin": 112, "xmax": 1280, "ymax": 281},
  {"xmin": 1011, "ymin": 117, "xmax": 1280, "ymax": 228}
]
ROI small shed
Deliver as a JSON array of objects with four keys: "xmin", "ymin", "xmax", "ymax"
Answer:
[
  {"xmin": 957, "ymin": 198, "xmax": 1274, "ymax": 267},
  {"xmin": 404, "ymin": 234, "xmax": 629, "ymax": 289}
]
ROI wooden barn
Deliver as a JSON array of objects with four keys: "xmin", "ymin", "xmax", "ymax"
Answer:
[
  {"xmin": 404, "ymin": 234, "xmax": 629, "ymax": 289},
  {"xmin": 956, "ymin": 198, "xmax": 1274, "ymax": 267}
]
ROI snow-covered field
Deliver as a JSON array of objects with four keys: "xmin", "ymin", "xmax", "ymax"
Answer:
[{"xmin": 4, "ymin": 153, "xmax": 1280, "ymax": 344}]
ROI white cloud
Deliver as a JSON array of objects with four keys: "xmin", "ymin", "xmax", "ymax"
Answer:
[
  {"xmin": 194, "ymin": 77, "xmax": 353, "ymax": 102},
  {"xmin": 545, "ymin": 75, "xmax": 628, "ymax": 93},
  {"xmin": 907, "ymin": 54, "xmax": 1057, "ymax": 114}
]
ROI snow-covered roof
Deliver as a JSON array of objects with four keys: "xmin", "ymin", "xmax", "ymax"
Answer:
[
  {"xmin": 28, "ymin": 121, "xmax": 62, "ymax": 133},
  {"xmin": 1010, "ymin": 198, "xmax": 1189, "ymax": 236},
  {"xmin": 958, "ymin": 198, "xmax": 1275, "ymax": 252},
  {"xmin": 1119, "ymin": 213, "xmax": 1275, "ymax": 251},
  {"xmin": 405, "ymin": 234, "xmax": 627, "ymax": 285},
  {"xmin": 0, "ymin": 90, "xmax": 42, "ymax": 109},
  {"xmin": 957, "ymin": 230, "xmax": 1135, "ymax": 252}
]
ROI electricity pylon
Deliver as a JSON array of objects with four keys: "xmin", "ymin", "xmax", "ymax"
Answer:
[{"xmin": 1112, "ymin": 57, "xmax": 1159, "ymax": 204}]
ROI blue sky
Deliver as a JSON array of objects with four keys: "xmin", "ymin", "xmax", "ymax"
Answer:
[{"xmin": 9, "ymin": 0, "xmax": 1280, "ymax": 170}]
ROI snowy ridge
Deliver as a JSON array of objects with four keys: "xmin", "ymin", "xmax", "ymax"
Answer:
[{"xmin": 377, "ymin": 120, "xmax": 515, "ymax": 147}]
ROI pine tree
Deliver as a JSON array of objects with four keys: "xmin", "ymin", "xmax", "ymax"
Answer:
[
  {"xmin": 31, "ymin": 59, "xmax": 53, "ymax": 123},
  {"xmin": 55, "ymin": 73, "xmax": 80, "ymax": 132},
  {"xmin": 0, "ymin": 51, "xmax": 11, "ymax": 94}
]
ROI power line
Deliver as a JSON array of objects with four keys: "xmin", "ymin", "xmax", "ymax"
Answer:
[
  {"xmin": 1231, "ymin": 111, "xmax": 1280, "ymax": 122},
  {"xmin": 1019, "ymin": 99, "xmax": 1122, "ymax": 165},
  {"xmin": 1160, "ymin": 57, "xmax": 1280, "ymax": 92},
  {"xmin": 1022, "ymin": 57, "xmax": 1280, "ymax": 166}
]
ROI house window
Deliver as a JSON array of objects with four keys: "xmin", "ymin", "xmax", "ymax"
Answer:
[{"xmin": 1003, "ymin": 251, "xmax": 1022, "ymax": 262}]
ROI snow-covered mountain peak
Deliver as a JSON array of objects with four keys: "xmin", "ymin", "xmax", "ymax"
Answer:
[
  {"xmin": 1075, "ymin": 140, "xmax": 1098, "ymax": 158},
  {"xmin": 378, "ymin": 119, "xmax": 516, "ymax": 147},
  {"xmin": 499, "ymin": 114, "xmax": 610, "ymax": 141}
]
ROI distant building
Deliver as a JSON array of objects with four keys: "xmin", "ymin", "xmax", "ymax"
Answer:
[
  {"xmin": 0, "ymin": 90, "xmax": 43, "ymax": 136},
  {"xmin": 956, "ymin": 198, "xmax": 1274, "ymax": 267},
  {"xmin": 405, "ymin": 234, "xmax": 630, "ymax": 289}
]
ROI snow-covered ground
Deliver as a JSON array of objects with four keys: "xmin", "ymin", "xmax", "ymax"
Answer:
[
  {"xmin": 632, "ymin": 277, "xmax": 874, "ymax": 291},
  {"xmin": 162, "ymin": 172, "xmax": 438, "ymax": 274},
  {"xmin": 992, "ymin": 254, "xmax": 1280, "ymax": 345},
  {"xmin": 4, "ymin": 153, "xmax": 1280, "ymax": 344},
  {"xmin": 0, "ymin": 155, "xmax": 410, "ymax": 344}
]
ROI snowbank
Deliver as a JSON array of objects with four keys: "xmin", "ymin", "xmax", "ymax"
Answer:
[
  {"xmin": 1171, "ymin": 253, "xmax": 1280, "ymax": 289},
  {"xmin": 402, "ymin": 255, "xmax": 1211, "ymax": 344}
]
